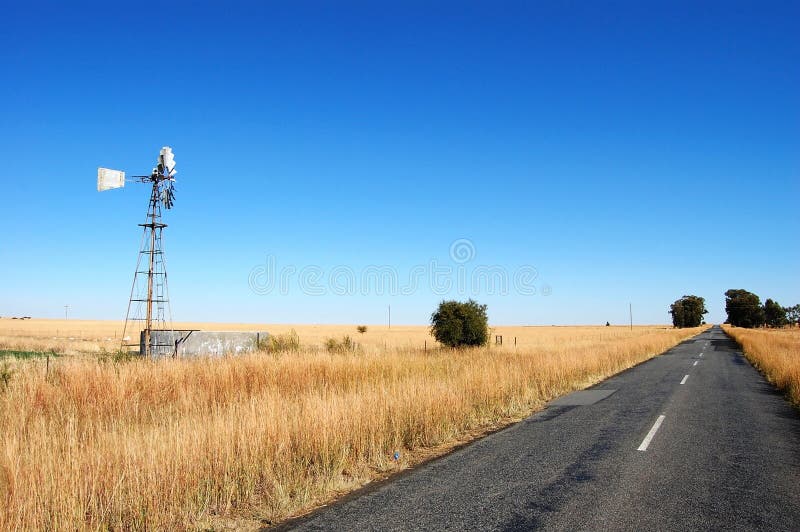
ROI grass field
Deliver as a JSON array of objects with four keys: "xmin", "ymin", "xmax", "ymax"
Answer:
[
  {"xmin": 0, "ymin": 319, "xmax": 708, "ymax": 530},
  {"xmin": 722, "ymin": 325, "xmax": 800, "ymax": 407},
  {"xmin": 0, "ymin": 318, "xmax": 681, "ymax": 354}
]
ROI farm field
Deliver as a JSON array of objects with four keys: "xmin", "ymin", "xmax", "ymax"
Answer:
[
  {"xmin": 0, "ymin": 320, "xmax": 708, "ymax": 529},
  {"xmin": 722, "ymin": 325, "xmax": 800, "ymax": 407},
  {"xmin": 0, "ymin": 318, "xmax": 680, "ymax": 355}
]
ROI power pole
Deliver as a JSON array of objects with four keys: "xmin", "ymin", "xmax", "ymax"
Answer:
[
  {"xmin": 388, "ymin": 304, "xmax": 391, "ymax": 330},
  {"xmin": 629, "ymin": 303, "xmax": 633, "ymax": 331},
  {"xmin": 64, "ymin": 305, "xmax": 69, "ymax": 320}
]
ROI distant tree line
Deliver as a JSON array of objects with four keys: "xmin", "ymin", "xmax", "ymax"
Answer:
[
  {"xmin": 669, "ymin": 291, "xmax": 798, "ymax": 329},
  {"xmin": 724, "ymin": 289, "xmax": 799, "ymax": 328}
]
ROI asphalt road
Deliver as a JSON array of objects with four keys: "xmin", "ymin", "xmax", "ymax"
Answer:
[{"xmin": 279, "ymin": 326, "xmax": 800, "ymax": 531}]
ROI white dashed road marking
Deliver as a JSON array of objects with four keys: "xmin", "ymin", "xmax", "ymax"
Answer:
[{"xmin": 638, "ymin": 415, "xmax": 666, "ymax": 451}]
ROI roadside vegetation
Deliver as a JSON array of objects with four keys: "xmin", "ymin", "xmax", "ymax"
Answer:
[
  {"xmin": 669, "ymin": 295, "xmax": 708, "ymax": 328},
  {"xmin": 430, "ymin": 299, "xmax": 489, "ymax": 347},
  {"xmin": 0, "ymin": 324, "xmax": 707, "ymax": 529},
  {"xmin": 724, "ymin": 289, "xmax": 799, "ymax": 328},
  {"xmin": 722, "ymin": 325, "xmax": 800, "ymax": 408}
]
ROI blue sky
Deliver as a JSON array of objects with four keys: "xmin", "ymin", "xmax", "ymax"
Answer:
[{"xmin": 1, "ymin": 1, "xmax": 797, "ymax": 325}]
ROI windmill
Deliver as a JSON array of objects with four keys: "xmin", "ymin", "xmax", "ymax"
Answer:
[{"xmin": 97, "ymin": 147, "xmax": 178, "ymax": 357}]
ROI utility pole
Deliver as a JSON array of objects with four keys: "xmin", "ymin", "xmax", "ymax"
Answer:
[
  {"xmin": 388, "ymin": 304, "xmax": 391, "ymax": 330},
  {"xmin": 64, "ymin": 305, "xmax": 70, "ymax": 320},
  {"xmin": 629, "ymin": 303, "xmax": 633, "ymax": 331}
]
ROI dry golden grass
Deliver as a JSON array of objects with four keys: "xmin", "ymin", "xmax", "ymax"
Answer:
[
  {"xmin": 722, "ymin": 325, "xmax": 800, "ymax": 407},
  {"xmin": 0, "ymin": 318, "xmax": 685, "ymax": 354},
  {"xmin": 0, "ymin": 321, "xmax": 708, "ymax": 530}
]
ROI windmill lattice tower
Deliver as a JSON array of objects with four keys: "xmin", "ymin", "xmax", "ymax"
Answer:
[{"xmin": 98, "ymin": 147, "xmax": 177, "ymax": 357}]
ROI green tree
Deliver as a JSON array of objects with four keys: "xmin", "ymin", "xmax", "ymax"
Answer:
[
  {"xmin": 785, "ymin": 304, "xmax": 800, "ymax": 328},
  {"xmin": 724, "ymin": 289, "xmax": 765, "ymax": 328},
  {"xmin": 670, "ymin": 301, "xmax": 685, "ymax": 327},
  {"xmin": 669, "ymin": 295, "xmax": 707, "ymax": 328},
  {"xmin": 763, "ymin": 299, "xmax": 787, "ymax": 328},
  {"xmin": 430, "ymin": 299, "xmax": 489, "ymax": 348}
]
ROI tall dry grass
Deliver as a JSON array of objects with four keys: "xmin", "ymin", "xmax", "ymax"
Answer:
[
  {"xmin": 0, "ymin": 325, "xmax": 706, "ymax": 530},
  {"xmin": 722, "ymin": 325, "xmax": 800, "ymax": 407}
]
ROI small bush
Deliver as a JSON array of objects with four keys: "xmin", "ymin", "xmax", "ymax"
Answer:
[
  {"xmin": 325, "ymin": 335, "xmax": 357, "ymax": 354},
  {"xmin": 97, "ymin": 348, "xmax": 134, "ymax": 364},
  {"xmin": 356, "ymin": 325, "xmax": 368, "ymax": 334},
  {"xmin": 262, "ymin": 330, "xmax": 301, "ymax": 353},
  {"xmin": 0, "ymin": 361, "xmax": 14, "ymax": 390},
  {"xmin": 430, "ymin": 299, "xmax": 489, "ymax": 348}
]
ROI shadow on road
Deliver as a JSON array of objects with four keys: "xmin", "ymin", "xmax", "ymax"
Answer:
[{"xmin": 711, "ymin": 337, "xmax": 739, "ymax": 350}]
